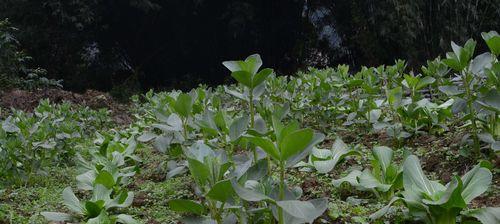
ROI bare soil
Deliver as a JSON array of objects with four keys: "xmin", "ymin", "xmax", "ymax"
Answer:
[{"xmin": 0, "ymin": 88, "xmax": 132, "ymax": 125}]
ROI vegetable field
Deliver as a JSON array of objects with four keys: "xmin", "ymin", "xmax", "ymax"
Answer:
[{"xmin": 1, "ymin": 32, "xmax": 499, "ymax": 224}]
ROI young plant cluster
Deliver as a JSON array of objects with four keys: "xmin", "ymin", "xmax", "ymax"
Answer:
[
  {"xmin": 42, "ymin": 131, "xmax": 141, "ymax": 223},
  {"xmin": 131, "ymin": 55, "xmax": 330, "ymax": 223},
  {"xmin": 131, "ymin": 32, "xmax": 499, "ymax": 224},
  {"xmin": 267, "ymin": 32, "xmax": 500, "ymax": 153},
  {"xmin": 0, "ymin": 100, "xmax": 111, "ymax": 186},
  {"xmin": 2, "ymin": 31, "xmax": 498, "ymax": 224}
]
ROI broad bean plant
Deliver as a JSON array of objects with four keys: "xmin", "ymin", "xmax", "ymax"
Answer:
[{"xmin": 146, "ymin": 36, "xmax": 498, "ymax": 223}]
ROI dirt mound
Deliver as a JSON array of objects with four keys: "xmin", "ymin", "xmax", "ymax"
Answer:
[{"xmin": 0, "ymin": 88, "xmax": 132, "ymax": 125}]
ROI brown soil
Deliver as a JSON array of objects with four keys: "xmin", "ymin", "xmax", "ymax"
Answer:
[
  {"xmin": 0, "ymin": 88, "xmax": 132, "ymax": 125},
  {"xmin": 472, "ymin": 195, "xmax": 500, "ymax": 208},
  {"xmin": 132, "ymin": 192, "xmax": 150, "ymax": 207}
]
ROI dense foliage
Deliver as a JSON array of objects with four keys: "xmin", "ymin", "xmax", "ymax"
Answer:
[
  {"xmin": 0, "ymin": 31, "xmax": 499, "ymax": 223},
  {"xmin": 0, "ymin": 100, "xmax": 110, "ymax": 186},
  {"xmin": 0, "ymin": 19, "xmax": 62, "ymax": 89}
]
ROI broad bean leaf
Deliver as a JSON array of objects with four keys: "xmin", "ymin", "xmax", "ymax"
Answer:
[{"xmin": 168, "ymin": 199, "xmax": 205, "ymax": 215}]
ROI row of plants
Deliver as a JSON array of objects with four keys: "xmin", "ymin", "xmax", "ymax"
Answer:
[
  {"xmin": 127, "ymin": 31, "xmax": 500, "ymax": 223},
  {"xmin": 2, "ymin": 30, "xmax": 497, "ymax": 223},
  {"xmin": 272, "ymin": 31, "xmax": 499, "ymax": 154},
  {"xmin": 0, "ymin": 100, "xmax": 111, "ymax": 186},
  {"xmin": 333, "ymin": 146, "xmax": 498, "ymax": 223}
]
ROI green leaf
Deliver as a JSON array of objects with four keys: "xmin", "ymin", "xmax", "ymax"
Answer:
[
  {"xmin": 416, "ymin": 76, "xmax": 435, "ymax": 90},
  {"xmin": 271, "ymin": 116, "xmax": 284, "ymax": 139},
  {"xmin": 166, "ymin": 164, "xmax": 187, "ymax": 179},
  {"xmin": 462, "ymin": 207, "xmax": 500, "ymax": 224},
  {"xmin": 168, "ymin": 199, "xmax": 205, "ymax": 215},
  {"xmin": 153, "ymin": 135, "xmax": 173, "ymax": 153},
  {"xmin": 387, "ymin": 87, "xmax": 402, "ymax": 108},
  {"xmin": 85, "ymin": 201, "xmax": 103, "ymax": 218},
  {"xmin": 312, "ymin": 138, "xmax": 360, "ymax": 173},
  {"xmin": 403, "ymin": 155, "xmax": 443, "ymax": 197},
  {"xmin": 137, "ymin": 132, "xmax": 156, "ymax": 142},
  {"xmin": 403, "ymin": 74, "xmax": 419, "ymax": 89},
  {"xmin": 187, "ymin": 158, "xmax": 210, "ymax": 185},
  {"xmin": 358, "ymin": 169, "xmax": 391, "ymax": 192},
  {"xmin": 492, "ymin": 142, "xmax": 500, "ymax": 152},
  {"xmin": 277, "ymin": 121, "xmax": 299, "ymax": 145},
  {"xmin": 62, "ymin": 187, "xmax": 83, "ymax": 214},
  {"xmin": 368, "ymin": 109, "xmax": 382, "ymax": 123},
  {"xmin": 91, "ymin": 184, "xmax": 113, "ymax": 202},
  {"xmin": 445, "ymin": 39, "xmax": 476, "ymax": 71},
  {"xmin": 276, "ymin": 200, "xmax": 316, "ymax": 220},
  {"xmin": 286, "ymin": 132, "xmax": 325, "ymax": 168},
  {"xmin": 253, "ymin": 68, "xmax": 273, "ymax": 87},
  {"xmin": 244, "ymin": 159, "xmax": 268, "ymax": 180},
  {"xmin": 231, "ymin": 71, "xmax": 253, "ymax": 88},
  {"xmin": 311, "ymin": 159, "xmax": 335, "ymax": 174},
  {"xmin": 243, "ymin": 54, "xmax": 263, "ymax": 74},
  {"xmin": 280, "ymin": 129, "xmax": 313, "ymax": 161},
  {"xmin": 229, "ymin": 115, "xmax": 249, "ymax": 142},
  {"xmin": 94, "ymin": 170, "xmax": 115, "ymax": 189},
  {"xmin": 470, "ymin": 53, "xmax": 493, "ymax": 76},
  {"xmin": 422, "ymin": 176, "xmax": 466, "ymax": 209},
  {"xmin": 482, "ymin": 31, "xmax": 500, "ymax": 56},
  {"xmin": 40, "ymin": 212, "xmax": 73, "ymax": 222},
  {"xmin": 246, "ymin": 136, "xmax": 280, "ymax": 161},
  {"xmin": 276, "ymin": 199, "xmax": 327, "ymax": 223},
  {"xmin": 206, "ymin": 179, "xmax": 235, "ymax": 202},
  {"xmin": 87, "ymin": 210, "xmax": 111, "ymax": 224},
  {"xmin": 167, "ymin": 113, "xmax": 184, "ymax": 131},
  {"xmin": 347, "ymin": 79, "xmax": 363, "ymax": 88},
  {"xmin": 76, "ymin": 170, "xmax": 96, "ymax": 191},
  {"xmin": 108, "ymin": 191, "xmax": 134, "ymax": 208},
  {"xmin": 443, "ymin": 54, "xmax": 463, "ymax": 72},
  {"xmin": 222, "ymin": 60, "xmax": 244, "ymax": 72},
  {"xmin": 462, "ymin": 39, "xmax": 477, "ymax": 65},
  {"xmin": 231, "ymin": 180, "xmax": 273, "ymax": 202},
  {"xmin": 372, "ymin": 146, "xmax": 393, "ymax": 174},
  {"xmin": 438, "ymin": 85, "xmax": 463, "ymax": 96},
  {"xmin": 174, "ymin": 93, "xmax": 193, "ymax": 117},
  {"xmin": 272, "ymin": 103, "xmax": 290, "ymax": 121},
  {"xmin": 461, "ymin": 164, "xmax": 492, "ymax": 203},
  {"xmin": 331, "ymin": 137, "xmax": 348, "ymax": 152},
  {"xmin": 311, "ymin": 148, "xmax": 331, "ymax": 160},
  {"xmin": 213, "ymin": 111, "xmax": 228, "ymax": 132},
  {"xmin": 222, "ymin": 54, "xmax": 263, "ymax": 75},
  {"xmin": 224, "ymin": 86, "xmax": 247, "ymax": 101},
  {"xmin": 116, "ymin": 214, "xmax": 139, "ymax": 224},
  {"xmin": 370, "ymin": 197, "xmax": 403, "ymax": 220},
  {"xmin": 478, "ymin": 90, "xmax": 500, "ymax": 112},
  {"xmin": 253, "ymin": 116, "xmax": 268, "ymax": 134},
  {"xmin": 2, "ymin": 117, "xmax": 20, "ymax": 133},
  {"xmin": 332, "ymin": 170, "xmax": 362, "ymax": 187}
]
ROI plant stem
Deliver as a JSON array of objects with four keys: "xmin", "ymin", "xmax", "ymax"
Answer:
[
  {"xmin": 435, "ymin": 211, "xmax": 456, "ymax": 224},
  {"xmin": 249, "ymin": 91, "xmax": 255, "ymax": 128},
  {"xmin": 249, "ymin": 90, "xmax": 258, "ymax": 164},
  {"xmin": 463, "ymin": 71, "xmax": 480, "ymax": 155},
  {"xmin": 278, "ymin": 161, "xmax": 285, "ymax": 224},
  {"xmin": 208, "ymin": 200, "xmax": 222, "ymax": 224},
  {"xmin": 182, "ymin": 117, "xmax": 188, "ymax": 140},
  {"xmin": 216, "ymin": 202, "xmax": 225, "ymax": 224},
  {"xmin": 494, "ymin": 113, "xmax": 499, "ymax": 138}
]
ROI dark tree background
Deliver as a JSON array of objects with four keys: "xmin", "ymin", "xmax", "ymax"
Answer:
[{"xmin": 1, "ymin": 0, "xmax": 499, "ymax": 93}]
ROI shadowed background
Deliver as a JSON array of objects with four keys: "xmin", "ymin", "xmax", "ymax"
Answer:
[{"xmin": 1, "ymin": 0, "xmax": 499, "ymax": 93}]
